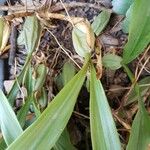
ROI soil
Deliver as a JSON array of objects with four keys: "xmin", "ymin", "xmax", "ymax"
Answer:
[{"xmin": 0, "ymin": 0, "xmax": 150, "ymax": 149}]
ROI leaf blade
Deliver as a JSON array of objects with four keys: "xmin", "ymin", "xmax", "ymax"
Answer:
[
  {"xmin": 92, "ymin": 10, "xmax": 111, "ymax": 36},
  {"xmin": 112, "ymin": 0, "xmax": 133, "ymax": 15},
  {"xmin": 53, "ymin": 129, "xmax": 76, "ymax": 150},
  {"xmin": 125, "ymin": 76, "xmax": 150, "ymax": 105},
  {"xmin": 127, "ymin": 107, "xmax": 150, "ymax": 150},
  {"xmin": 7, "ymin": 15, "xmax": 41, "ymax": 106},
  {"xmin": 0, "ymin": 90, "xmax": 23, "ymax": 146},
  {"xmin": 54, "ymin": 61, "xmax": 76, "ymax": 150},
  {"xmin": 102, "ymin": 54, "xmax": 122, "ymax": 70},
  {"xmin": 123, "ymin": 0, "xmax": 150, "ymax": 64},
  {"xmin": 90, "ymin": 64, "xmax": 121, "ymax": 150},
  {"xmin": 7, "ymin": 62, "xmax": 89, "ymax": 150}
]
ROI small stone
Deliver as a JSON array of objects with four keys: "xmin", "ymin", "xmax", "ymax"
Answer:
[
  {"xmin": 100, "ymin": 34, "xmax": 119, "ymax": 46},
  {"xmin": 4, "ymin": 80, "xmax": 15, "ymax": 94}
]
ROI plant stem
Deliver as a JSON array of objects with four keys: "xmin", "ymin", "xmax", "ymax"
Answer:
[
  {"xmin": 122, "ymin": 64, "xmax": 146, "ymax": 113},
  {"xmin": 122, "ymin": 64, "xmax": 134, "ymax": 82}
]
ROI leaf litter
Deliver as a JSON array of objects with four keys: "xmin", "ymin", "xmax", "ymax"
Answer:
[{"xmin": 0, "ymin": 0, "xmax": 149, "ymax": 149}]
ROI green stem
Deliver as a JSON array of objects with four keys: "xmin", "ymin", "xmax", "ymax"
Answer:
[
  {"xmin": 122, "ymin": 64, "xmax": 134, "ymax": 82},
  {"xmin": 84, "ymin": 53, "xmax": 91, "ymax": 64},
  {"xmin": 7, "ymin": 56, "xmax": 32, "ymax": 106},
  {"xmin": 122, "ymin": 64, "xmax": 146, "ymax": 113}
]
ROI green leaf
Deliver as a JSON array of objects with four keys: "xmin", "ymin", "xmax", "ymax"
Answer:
[
  {"xmin": 125, "ymin": 76, "xmax": 150, "ymax": 105},
  {"xmin": 0, "ymin": 138, "xmax": 7, "ymax": 150},
  {"xmin": 23, "ymin": 64, "xmax": 33, "ymax": 94},
  {"xmin": 53, "ymin": 129, "xmax": 76, "ymax": 150},
  {"xmin": 62, "ymin": 61, "xmax": 76, "ymax": 86},
  {"xmin": 91, "ymin": 10, "xmax": 111, "ymax": 36},
  {"xmin": 122, "ymin": 4, "xmax": 133, "ymax": 33},
  {"xmin": 54, "ymin": 74, "xmax": 64, "ymax": 91},
  {"xmin": 0, "ymin": 90, "xmax": 23, "ymax": 146},
  {"xmin": 112, "ymin": 0, "xmax": 133, "ymax": 15},
  {"xmin": 34, "ymin": 64, "xmax": 47, "ymax": 92},
  {"xmin": 72, "ymin": 20, "xmax": 95, "ymax": 58},
  {"xmin": 37, "ymin": 87, "xmax": 48, "ymax": 109},
  {"xmin": 17, "ymin": 96, "xmax": 33, "ymax": 128},
  {"xmin": 90, "ymin": 64, "xmax": 121, "ymax": 150},
  {"xmin": 7, "ymin": 57, "xmax": 31, "ymax": 106},
  {"xmin": 55, "ymin": 61, "xmax": 76, "ymax": 91},
  {"xmin": 123, "ymin": 0, "xmax": 150, "ymax": 64},
  {"xmin": 23, "ymin": 16, "xmax": 41, "ymax": 53},
  {"xmin": 7, "ymin": 61, "xmax": 89, "ymax": 150},
  {"xmin": 7, "ymin": 16, "xmax": 41, "ymax": 106},
  {"xmin": 32, "ymin": 100, "xmax": 41, "ymax": 118},
  {"xmin": 127, "ymin": 109, "xmax": 150, "ymax": 150},
  {"xmin": 54, "ymin": 61, "xmax": 76, "ymax": 150},
  {"xmin": 127, "ymin": 84, "xmax": 150, "ymax": 150},
  {"xmin": 72, "ymin": 27, "xmax": 92, "ymax": 57},
  {"xmin": 102, "ymin": 54, "xmax": 122, "ymax": 70}
]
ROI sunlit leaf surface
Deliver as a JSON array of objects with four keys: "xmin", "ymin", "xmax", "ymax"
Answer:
[
  {"xmin": 7, "ymin": 16, "xmax": 41, "ymax": 106},
  {"xmin": 92, "ymin": 10, "xmax": 111, "ymax": 36},
  {"xmin": 90, "ymin": 64, "xmax": 121, "ymax": 150},
  {"xmin": 102, "ymin": 53, "xmax": 122, "ymax": 70},
  {"xmin": 123, "ymin": 0, "xmax": 150, "ymax": 64},
  {"xmin": 127, "ymin": 108, "xmax": 150, "ymax": 150},
  {"xmin": 0, "ymin": 90, "xmax": 23, "ymax": 146},
  {"xmin": 112, "ymin": 0, "xmax": 133, "ymax": 15},
  {"xmin": 7, "ymin": 62, "xmax": 89, "ymax": 150}
]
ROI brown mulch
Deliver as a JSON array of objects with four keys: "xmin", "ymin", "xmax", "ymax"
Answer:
[{"xmin": 1, "ymin": 0, "xmax": 150, "ymax": 149}]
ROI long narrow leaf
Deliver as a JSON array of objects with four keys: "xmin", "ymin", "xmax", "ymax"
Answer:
[
  {"xmin": 90, "ymin": 64, "xmax": 121, "ymax": 150},
  {"xmin": 127, "ymin": 85, "xmax": 150, "ymax": 150},
  {"xmin": 91, "ymin": 10, "xmax": 111, "ymax": 36},
  {"xmin": 125, "ymin": 76, "xmax": 150, "ymax": 105},
  {"xmin": 62, "ymin": 61, "xmax": 76, "ymax": 86},
  {"xmin": 0, "ymin": 90, "xmax": 23, "ymax": 146},
  {"xmin": 127, "ymin": 110, "xmax": 150, "ymax": 150},
  {"xmin": 7, "ymin": 61, "xmax": 89, "ymax": 150},
  {"xmin": 54, "ymin": 61, "xmax": 76, "ymax": 150},
  {"xmin": 0, "ymin": 138, "xmax": 7, "ymax": 150},
  {"xmin": 7, "ymin": 57, "xmax": 31, "ymax": 106},
  {"xmin": 53, "ymin": 129, "xmax": 76, "ymax": 150},
  {"xmin": 17, "ymin": 95, "xmax": 33, "ymax": 128},
  {"xmin": 23, "ymin": 16, "xmax": 41, "ymax": 54},
  {"xmin": 112, "ymin": 0, "xmax": 133, "ymax": 15},
  {"xmin": 7, "ymin": 16, "xmax": 41, "ymax": 106},
  {"xmin": 123, "ymin": 0, "xmax": 150, "ymax": 64}
]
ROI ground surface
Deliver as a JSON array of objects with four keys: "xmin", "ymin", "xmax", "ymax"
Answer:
[{"xmin": 0, "ymin": 0, "xmax": 150, "ymax": 149}]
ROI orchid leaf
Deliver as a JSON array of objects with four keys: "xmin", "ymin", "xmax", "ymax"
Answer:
[
  {"xmin": 127, "ymin": 85, "xmax": 150, "ymax": 150},
  {"xmin": 7, "ymin": 16, "xmax": 41, "ymax": 106},
  {"xmin": 123, "ymin": 0, "xmax": 150, "ymax": 64},
  {"xmin": 125, "ymin": 76, "xmax": 150, "ymax": 105},
  {"xmin": 54, "ymin": 61, "xmax": 76, "ymax": 150},
  {"xmin": 0, "ymin": 90, "xmax": 23, "ymax": 146},
  {"xmin": 7, "ymin": 61, "xmax": 89, "ymax": 150},
  {"xmin": 90, "ymin": 64, "xmax": 121, "ymax": 150},
  {"xmin": 92, "ymin": 10, "xmax": 111, "ymax": 36},
  {"xmin": 127, "ymin": 109, "xmax": 150, "ymax": 150},
  {"xmin": 112, "ymin": 0, "xmax": 133, "ymax": 15},
  {"xmin": 122, "ymin": 4, "xmax": 133, "ymax": 33}
]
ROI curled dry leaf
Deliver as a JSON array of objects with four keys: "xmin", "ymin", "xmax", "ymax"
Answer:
[
  {"xmin": 95, "ymin": 39, "xmax": 102, "ymax": 79},
  {"xmin": 72, "ymin": 19, "xmax": 95, "ymax": 58},
  {"xmin": 0, "ymin": 17, "xmax": 10, "ymax": 54}
]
